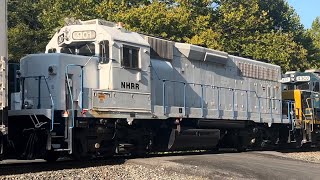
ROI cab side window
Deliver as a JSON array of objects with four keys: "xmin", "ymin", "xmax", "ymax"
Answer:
[
  {"xmin": 48, "ymin": 48, "xmax": 56, "ymax": 53},
  {"xmin": 99, "ymin": 41, "xmax": 109, "ymax": 63},
  {"xmin": 313, "ymin": 82, "xmax": 320, "ymax": 92},
  {"xmin": 78, "ymin": 43, "xmax": 95, "ymax": 56},
  {"xmin": 122, "ymin": 45, "xmax": 139, "ymax": 69},
  {"xmin": 60, "ymin": 47, "xmax": 75, "ymax": 54}
]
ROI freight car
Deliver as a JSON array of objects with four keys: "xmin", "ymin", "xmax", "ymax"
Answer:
[
  {"xmin": 2, "ymin": 19, "xmax": 317, "ymax": 161},
  {"xmin": 0, "ymin": 0, "xmax": 8, "ymax": 160}
]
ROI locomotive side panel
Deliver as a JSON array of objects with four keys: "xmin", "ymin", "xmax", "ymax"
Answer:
[{"xmin": 150, "ymin": 42, "xmax": 282, "ymax": 123}]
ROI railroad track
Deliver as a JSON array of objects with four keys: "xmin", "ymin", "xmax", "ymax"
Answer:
[{"xmin": 0, "ymin": 147, "xmax": 318, "ymax": 177}]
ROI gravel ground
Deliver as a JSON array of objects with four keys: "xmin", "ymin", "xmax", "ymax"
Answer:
[
  {"xmin": 280, "ymin": 151, "xmax": 320, "ymax": 163},
  {"xmin": 2, "ymin": 150, "xmax": 320, "ymax": 179},
  {"xmin": 0, "ymin": 159, "xmax": 206, "ymax": 180}
]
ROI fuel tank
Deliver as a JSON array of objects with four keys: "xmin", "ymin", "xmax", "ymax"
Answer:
[{"xmin": 168, "ymin": 128, "xmax": 220, "ymax": 151}]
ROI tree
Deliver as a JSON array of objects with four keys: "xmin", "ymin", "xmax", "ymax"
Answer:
[
  {"xmin": 215, "ymin": 0, "xmax": 309, "ymax": 71},
  {"xmin": 216, "ymin": 0, "xmax": 270, "ymax": 54},
  {"xmin": 6, "ymin": 0, "xmax": 319, "ymax": 71},
  {"xmin": 258, "ymin": 0, "xmax": 303, "ymax": 33},
  {"xmin": 242, "ymin": 32, "xmax": 308, "ymax": 71},
  {"xmin": 109, "ymin": 1, "xmax": 222, "ymax": 49},
  {"xmin": 39, "ymin": 0, "xmax": 104, "ymax": 36},
  {"xmin": 305, "ymin": 17, "xmax": 320, "ymax": 68},
  {"xmin": 8, "ymin": 0, "xmax": 47, "ymax": 61},
  {"xmin": 309, "ymin": 17, "xmax": 320, "ymax": 49}
]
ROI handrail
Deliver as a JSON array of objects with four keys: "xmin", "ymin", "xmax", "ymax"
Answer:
[
  {"xmin": 150, "ymin": 61, "xmax": 281, "ymax": 120},
  {"xmin": 305, "ymin": 97, "xmax": 314, "ymax": 132},
  {"xmin": 246, "ymin": 90, "xmax": 249, "ymax": 120},
  {"xmin": 20, "ymin": 75, "xmax": 55, "ymax": 131},
  {"xmin": 183, "ymin": 83, "xmax": 187, "ymax": 116},
  {"xmin": 43, "ymin": 77, "xmax": 55, "ymax": 131},
  {"xmin": 161, "ymin": 78, "xmax": 281, "ymax": 120},
  {"xmin": 65, "ymin": 64, "xmax": 84, "ymax": 129},
  {"xmin": 201, "ymin": 85, "xmax": 204, "ymax": 117},
  {"xmin": 283, "ymin": 100, "xmax": 295, "ymax": 130}
]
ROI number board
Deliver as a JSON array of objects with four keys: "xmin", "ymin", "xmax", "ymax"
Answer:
[
  {"xmin": 72, "ymin": 30, "xmax": 96, "ymax": 40},
  {"xmin": 296, "ymin": 76, "xmax": 310, "ymax": 82},
  {"xmin": 280, "ymin": 77, "xmax": 291, "ymax": 83}
]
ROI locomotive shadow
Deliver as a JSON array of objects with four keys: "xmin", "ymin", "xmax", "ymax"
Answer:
[
  {"xmin": 131, "ymin": 148, "xmax": 241, "ymax": 159},
  {"xmin": 0, "ymin": 158, "xmax": 126, "ymax": 176}
]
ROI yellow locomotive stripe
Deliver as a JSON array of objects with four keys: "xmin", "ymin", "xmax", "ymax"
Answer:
[{"xmin": 294, "ymin": 90, "xmax": 302, "ymax": 121}]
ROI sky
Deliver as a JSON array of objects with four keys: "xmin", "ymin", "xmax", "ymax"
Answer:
[{"xmin": 287, "ymin": 0, "xmax": 319, "ymax": 29}]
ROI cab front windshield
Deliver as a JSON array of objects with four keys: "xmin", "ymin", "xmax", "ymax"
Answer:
[
  {"xmin": 60, "ymin": 42, "xmax": 95, "ymax": 56},
  {"xmin": 296, "ymin": 82, "xmax": 310, "ymax": 90},
  {"xmin": 314, "ymin": 97, "xmax": 320, "ymax": 109},
  {"xmin": 283, "ymin": 82, "xmax": 310, "ymax": 91}
]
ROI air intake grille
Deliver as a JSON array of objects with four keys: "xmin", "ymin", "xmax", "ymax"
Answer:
[
  {"xmin": 238, "ymin": 62, "xmax": 279, "ymax": 82},
  {"xmin": 146, "ymin": 36, "xmax": 173, "ymax": 60}
]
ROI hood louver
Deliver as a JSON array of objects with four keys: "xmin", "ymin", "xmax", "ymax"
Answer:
[{"xmin": 145, "ymin": 36, "xmax": 173, "ymax": 60}]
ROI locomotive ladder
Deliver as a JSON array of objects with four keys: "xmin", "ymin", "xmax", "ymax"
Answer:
[
  {"xmin": 53, "ymin": 64, "xmax": 84, "ymax": 154},
  {"xmin": 302, "ymin": 98, "xmax": 314, "ymax": 143},
  {"xmin": 285, "ymin": 100, "xmax": 297, "ymax": 143}
]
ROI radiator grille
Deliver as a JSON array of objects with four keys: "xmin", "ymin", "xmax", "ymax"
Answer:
[
  {"xmin": 146, "ymin": 36, "xmax": 173, "ymax": 60},
  {"xmin": 238, "ymin": 62, "xmax": 279, "ymax": 81}
]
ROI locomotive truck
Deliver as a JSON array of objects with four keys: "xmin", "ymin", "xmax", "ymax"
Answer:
[{"xmin": 1, "ymin": 17, "xmax": 320, "ymax": 161}]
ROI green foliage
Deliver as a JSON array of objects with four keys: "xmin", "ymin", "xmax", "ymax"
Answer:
[
  {"xmin": 215, "ymin": 0, "xmax": 311, "ymax": 71},
  {"xmin": 309, "ymin": 17, "xmax": 320, "ymax": 49},
  {"xmin": 305, "ymin": 17, "xmax": 320, "ymax": 68},
  {"xmin": 114, "ymin": 2, "xmax": 193, "ymax": 41},
  {"xmin": 258, "ymin": 0, "xmax": 303, "ymax": 32},
  {"xmin": 6, "ymin": 0, "xmax": 320, "ymax": 72},
  {"xmin": 217, "ymin": 0, "xmax": 270, "ymax": 54},
  {"xmin": 242, "ymin": 32, "xmax": 308, "ymax": 71},
  {"xmin": 39, "ymin": 0, "xmax": 104, "ymax": 35},
  {"xmin": 7, "ymin": 0, "xmax": 47, "ymax": 61}
]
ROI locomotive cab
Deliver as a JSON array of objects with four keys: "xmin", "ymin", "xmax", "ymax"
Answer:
[
  {"xmin": 282, "ymin": 70, "xmax": 320, "ymax": 146},
  {"xmin": 7, "ymin": 19, "xmax": 152, "ymax": 160}
]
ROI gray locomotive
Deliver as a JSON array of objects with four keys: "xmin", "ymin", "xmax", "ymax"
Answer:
[{"xmin": 6, "ymin": 19, "xmax": 287, "ymax": 160}]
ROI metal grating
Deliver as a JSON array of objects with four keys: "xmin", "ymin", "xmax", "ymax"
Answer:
[
  {"xmin": 145, "ymin": 36, "xmax": 173, "ymax": 60},
  {"xmin": 237, "ymin": 62, "xmax": 279, "ymax": 82}
]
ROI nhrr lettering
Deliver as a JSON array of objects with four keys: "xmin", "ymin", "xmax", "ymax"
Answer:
[{"xmin": 121, "ymin": 82, "xmax": 140, "ymax": 90}]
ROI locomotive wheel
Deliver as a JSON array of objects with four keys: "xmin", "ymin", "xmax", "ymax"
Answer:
[
  {"xmin": 131, "ymin": 148, "xmax": 148, "ymax": 158},
  {"xmin": 100, "ymin": 141, "xmax": 116, "ymax": 159},
  {"xmin": 73, "ymin": 139, "xmax": 89, "ymax": 161},
  {"xmin": 236, "ymin": 146, "xmax": 247, "ymax": 152}
]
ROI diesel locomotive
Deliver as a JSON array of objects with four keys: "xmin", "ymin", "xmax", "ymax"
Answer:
[{"xmin": 1, "ymin": 19, "xmax": 320, "ymax": 161}]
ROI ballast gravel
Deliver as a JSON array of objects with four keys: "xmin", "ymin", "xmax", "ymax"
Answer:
[
  {"xmin": 0, "ymin": 160, "xmax": 207, "ymax": 180},
  {"xmin": 282, "ymin": 151, "xmax": 320, "ymax": 163},
  {"xmin": 2, "ymin": 151, "xmax": 320, "ymax": 179}
]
